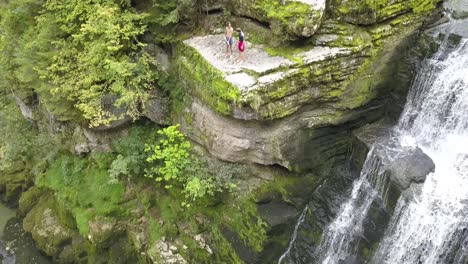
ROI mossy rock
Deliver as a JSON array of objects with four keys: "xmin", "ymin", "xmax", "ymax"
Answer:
[
  {"xmin": 0, "ymin": 170, "xmax": 33, "ymax": 206},
  {"xmin": 87, "ymin": 216, "xmax": 125, "ymax": 249},
  {"xmin": 330, "ymin": 0, "xmax": 441, "ymax": 25},
  {"xmin": 18, "ymin": 186, "xmax": 43, "ymax": 216},
  {"xmin": 23, "ymin": 194, "xmax": 77, "ymax": 257},
  {"xmin": 226, "ymin": 0, "xmax": 326, "ymax": 39},
  {"xmin": 176, "ymin": 9, "xmax": 427, "ymax": 122}
]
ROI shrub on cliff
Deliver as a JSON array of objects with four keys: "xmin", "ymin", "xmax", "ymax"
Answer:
[
  {"xmin": 145, "ymin": 125, "xmax": 236, "ymax": 206},
  {"xmin": 0, "ymin": 0, "xmax": 160, "ymax": 126}
]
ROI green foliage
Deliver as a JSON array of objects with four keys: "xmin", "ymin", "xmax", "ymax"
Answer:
[
  {"xmin": 108, "ymin": 126, "xmax": 157, "ymax": 182},
  {"xmin": 145, "ymin": 0, "xmax": 195, "ymax": 43},
  {"xmin": 0, "ymin": 0, "xmax": 161, "ymax": 126},
  {"xmin": 145, "ymin": 125, "xmax": 236, "ymax": 206},
  {"xmin": 0, "ymin": 100, "xmax": 35, "ymax": 170},
  {"xmin": 410, "ymin": 0, "xmax": 438, "ymax": 14},
  {"xmin": 145, "ymin": 125, "xmax": 192, "ymax": 187},
  {"xmin": 36, "ymin": 0, "xmax": 158, "ymax": 126},
  {"xmin": 0, "ymin": 0, "xmax": 45, "ymax": 97},
  {"xmin": 36, "ymin": 153, "xmax": 125, "ymax": 235}
]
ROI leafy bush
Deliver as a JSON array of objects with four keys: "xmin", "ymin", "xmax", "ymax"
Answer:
[
  {"xmin": 145, "ymin": 125, "xmax": 235, "ymax": 206},
  {"xmin": 0, "ymin": 0, "xmax": 162, "ymax": 126},
  {"xmin": 36, "ymin": 0, "xmax": 159, "ymax": 126},
  {"xmin": 108, "ymin": 126, "xmax": 157, "ymax": 182},
  {"xmin": 146, "ymin": 0, "xmax": 195, "ymax": 43}
]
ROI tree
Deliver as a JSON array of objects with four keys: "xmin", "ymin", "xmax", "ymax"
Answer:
[{"xmin": 35, "ymin": 0, "xmax": 159, "ymax": 126}]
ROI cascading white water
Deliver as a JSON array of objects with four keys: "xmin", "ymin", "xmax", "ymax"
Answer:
[
  {"xmin": 304, "ymin": 29, "xmax": 468, "ymax": 264},
  {"xmin": 371, "ymin": 38, "xmax": 468, "ymax": 264},
  {"xmin": 315, "ymin": 148, "xmax": 383, "ymax": 264},
  {"xmin": 279, "ymin": 205, "xmax": 309, "ymax": 264},
  {"xmin": 279, "ymin": 14, "xmax": 468, "ymax": 264}
]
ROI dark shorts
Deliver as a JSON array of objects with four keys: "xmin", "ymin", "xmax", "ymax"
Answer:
[
  {"xmin": 226, "ymin": 36, "xmax": 234, "ymax": 46},
  {"xmin": 238, "ymin": 41, "xmax": 245, "ymax": 52}
]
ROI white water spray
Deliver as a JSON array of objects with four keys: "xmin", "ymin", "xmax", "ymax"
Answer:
[
  {"xmin": 278, "ymin": 205, "xmax": 309, "ymax": 264},
  {"xmin": 372, "ymin": 39, "xmax": 468, "ymax": 264}
]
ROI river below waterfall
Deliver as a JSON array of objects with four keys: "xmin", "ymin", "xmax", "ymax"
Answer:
[
  {"xmin": 280, "ymin": 10, "xmax": 468, "ymax": 264},
  {"xmin": 0, "ymin": 203, "xmax": 52, "ymax": 264}
]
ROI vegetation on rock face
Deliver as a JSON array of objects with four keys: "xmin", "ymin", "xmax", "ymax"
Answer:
[
  {"xmin": 36, "ymin": 153, "xmax": 126, "ymax": 235},
  {"xmin": 0, "ymin": 0, "xmax": 442, "ymax": 262},
  {"xmin": 145, "ymin": 125, "xmax": 236, "ymax": 206},
  {"xmin": 332, "ymin": 0, "xmax": 441, "ymax": 24},
  {"xmin": 0, "ymin": 0, "xmax": 160, "ymax": 127}
]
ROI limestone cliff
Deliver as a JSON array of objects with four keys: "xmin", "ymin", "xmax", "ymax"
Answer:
[{"xmin": 174, "ymin": 1, "xmax": 440, "ymax": 171}]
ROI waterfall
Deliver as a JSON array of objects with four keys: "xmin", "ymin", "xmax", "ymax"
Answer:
[
  {"xmin": 279, "ymin": 18, "xmax": 468, "ymax": 264},
  {"xmin": 372, "ymin": 38, "xmax": 468, "ymax": 264},
  {"xmin": 315, "ymin": 148, "xmax": 383, "ymax": 264},
  {"xmin": 279, "ymin": 205, "xmax": 309, "ymax": 264}
]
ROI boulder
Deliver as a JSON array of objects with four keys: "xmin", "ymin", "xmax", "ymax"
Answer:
[
  {"xmin": 74, "ymin": 143, "xmax": 90, "ymax": 156},
  {"xmin": 352, "ymin": 119, "xmax": 394, "ymax": 169},
  {"xmin": 18, "ymin": 187, "xmax": 42, "ymax": 216},
  {"xmin": 23, "ymin": 197, "xmax": 75, "ymax": 257},
  {"xmin": 0, "ymin": 169, "xmax": 32, "ymax": 206},
  {"xmin": 368, "ymin": 140, "xmax": 435, "ymax": 211},
  {"xmin": 147, "ymin": 239, "xmax": 187, "ymax": 264},
  {"xmin": 258, "ymin": 201, "xmax": 299, "ymax": 227},
  {"xmin": 87, "ymin": 217, "xmax": 124, "ymax": 248},
  {"xmin": 386, "ymin": 146, "xmax": 435, "ymax": 190},
  {"xmin": 143, "ymin": 89, "xmax": 170, "ymax": 125},
  {"xmin": 90, "ymin": 94, "xmax": 132, "ymax": 131}
]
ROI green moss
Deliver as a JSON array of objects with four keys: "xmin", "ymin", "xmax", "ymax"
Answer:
[
  {"xmin": 333, "ymin": 0, "xmax": 439, "ymax": 24},
  {"xmin": 175, "ymin": 43, "xmax": 241, "ymax": 115},
  {"xmin": 263, "ymin": 44, "xmax": 310, "ymax": 63},
  {"xmin": 230, "ymin": 0, "xmax": 323, "ymax": 39},
  {"xmin": 36, "ymin": 153, "xmax": 126, "ymax": 236},
  {"xmin": 410, "ymin": 0, "xmax": 440, "ymax": 14},
  {"xmin": 18, "ymin": 186, "xmax": 42, "ymax": 215},
  {"xmin": 254, "ymin": 174, "xmax": 317, "ymax": 204}
]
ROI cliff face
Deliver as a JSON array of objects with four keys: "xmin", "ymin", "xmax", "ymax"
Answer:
[
  {"xmin": 0, "ymin": 0, "xmax": 443, "ymax": 263},
  {"xmin": 174, "ymin": 1, "xmax": 436, "ymax": 172}
]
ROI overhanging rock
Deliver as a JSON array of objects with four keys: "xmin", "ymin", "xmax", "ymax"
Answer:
[{"xmin": 226, "ymin": 0, "xmax": 326, "ymax": 38}]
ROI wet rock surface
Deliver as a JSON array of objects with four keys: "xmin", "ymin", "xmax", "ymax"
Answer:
[
  {"xmin": 445, "ymin": 0, "xmax": 468, "ymax": 19},
  {"xmin": 2, "ymin": 217, "xmax": 53, "ymax": 264},
  {"xmin": 386, "ymin": 146, "xmax": 435, "ymax": 190},
  {"xmin": 258, "ymin": 201, "xmax": 299, "ymax": 227},
  {"xmin": 281, "ymin": 162, "xmax": 361, "ymax": 264},
  {"xmin": 143, "ymin": 89, "xmax": 170, "ymax": 125}
]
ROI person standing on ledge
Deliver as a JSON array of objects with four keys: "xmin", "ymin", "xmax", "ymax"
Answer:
[
  {"xmin": 236, "ymin": 28, "xmax": 245, "ymax": 63},
  {"xmin": 225, "ymin": 22, "xmax": 234, "ymax": 58}
]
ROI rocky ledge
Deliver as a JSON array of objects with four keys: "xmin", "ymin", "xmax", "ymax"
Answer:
[{"xmin": 174, "ymin": 9, "xmax": 431, "ymax": 171}]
